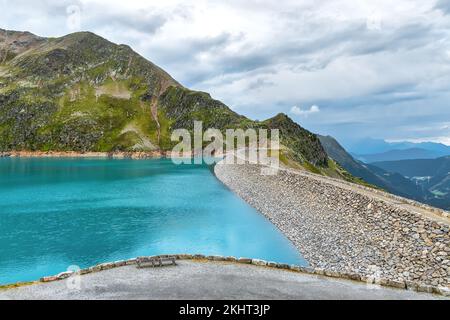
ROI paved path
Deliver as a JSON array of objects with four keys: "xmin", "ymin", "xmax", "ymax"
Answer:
[{"xmin": 0, "ymin": 261, "xmax": 445, "ymax": 300}]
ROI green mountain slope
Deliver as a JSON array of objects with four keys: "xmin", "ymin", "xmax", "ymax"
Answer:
[
  {"xmin": 372, "ymin": 157, "xmax": 450, "ymax": 178},
  {"xmin": 318, "ymin": 135, "xmax": 450, "ymax": 210},
  {"xmin": 0, "ymin": 29, "xmax": 180, "ymax": 152},
  {"xmin": 372, "ymin": 157, "xmax": 450, "ymax": 210},
  {"xmin": 0, "ymin": 29, "xmax": 335, "ymax": 173},
  {"xmin": 319, "ymin": 135, "xmax": 405, "ymax": 190},
  {"xmin": 355, "ymin": 148, "xmax": 444, "ymax": 163}
]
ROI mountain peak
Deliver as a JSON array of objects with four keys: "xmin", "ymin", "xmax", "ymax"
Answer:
[
  {"xmin": 58, "ymin": 31, "xmax": 111, "ymax": 46},
  {"xmin": 0, "ymin": 28, "xmax": 39, "ymax": 37},
  {"xmin": 271, "ymin": 112, "xmax": 290, "ymax": 120},
  {"xmin": 0, "ymin": 29, "xmax": 45, "ymax": 60},
  {"xmin": 1, "ymin": 29, "xmax": 180, "ymax": 91},
  {"xmin": 264, "ymin": 113, "xmax": 328, "ymax": 166},
  {"xmin": 0, "ymin": 29, "xmax": 332, "ymax": 171}
]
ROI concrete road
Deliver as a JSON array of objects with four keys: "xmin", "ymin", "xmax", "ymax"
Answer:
[{"xmin": 0, "ymin": 261, "xmax": 445, "ymax": 300}]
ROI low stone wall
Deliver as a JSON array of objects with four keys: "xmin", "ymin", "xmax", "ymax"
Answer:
[
  {"xmin": 33, "ymin": 254, "xmax": 449, "ymax": 296},
  {"xmin": 0, "ymin": 151, "xmax": 167, "ymax": 159},
  {"xmin": 214, "ymin": 161, "xmax": 450, "ymax": 289}
]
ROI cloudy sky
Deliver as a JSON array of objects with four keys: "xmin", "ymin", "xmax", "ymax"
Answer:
[{"xmin": 1, "ymin": 0, "xmax": 449, "ymax": 147}]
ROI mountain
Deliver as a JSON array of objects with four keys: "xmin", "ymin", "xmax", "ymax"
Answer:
[
  {"xmin": 0, "ymin": 29, "xmax": 333, "ymax": 171},
  {"xmin": 355, "ymin": 148, "xmax": 444, "ymax": 163},
  {"xmin": 363, "ymin": 163, "xmax": 434, "ymax": 201},
  {"xmin": 372, "ymin": 157, "xmax": 450, "ymax": 210},
  {"xmin": 345, "ymin": 138, "xmax": 393, "ymax": 154},
  {"xmin": 318, "ymin": 135, "xmax": 381, "ymax": 184},
  {"xmin": 0, "ymin": 29, "xmax": 181, "ymax": 152},
  {"xmin": 372, "ymin": 157, "xmax": 450, "ymax": 178},
  {"xmin": 1, "ymin": 29, "xmax": 447, "ymax": 208},
  {"xmin": 345, "ymin": 137, "xmax": 450, "ymax": 157},
  {"xmin": 320, "ymin": 135, "xmax": 449, "ymax": 210},
  {"xmin": 318, "ymin": 135, "xmax": 428, "ymax": 200}
]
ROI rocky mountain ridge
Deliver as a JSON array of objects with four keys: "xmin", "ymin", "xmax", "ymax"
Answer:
[
  {"xmin": 0, "ymin": 29, "xmax": 334, "ymax": 172},
  {"xmin": 319, "ymin": 135, "xmax": 450, "ymax": 210}
]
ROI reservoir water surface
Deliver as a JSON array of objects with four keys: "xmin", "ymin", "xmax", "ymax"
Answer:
[{"xmin": 0, "ymin": 158, "xmax": 307, "ymax": 284}]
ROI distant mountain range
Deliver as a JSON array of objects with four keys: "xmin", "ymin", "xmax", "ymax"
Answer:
[
  {"xmin": 354, "ymin": 148, "xmax": 446, "ymax": 163},
  {"xmin": 319, "ymin": 135, "xmax": 450, "ymax": 210},
  {"xmin": 1, "ymin": 29, "xmax": 448, "ymax": 210},
  {"xmin": 1, "ymin": 28, "xmax": 361, "ymax": 182},
  {"xmin": 373, "ymin": 157, "xmax": 450, "ymax": 178},
  {"xmin": 319, "ymin": 136, "xmax": 428, "ymax": 199},
  {"xmin": 346, "ymin": 138, "xmax": 450, "ymax": 162},
  {"xmin": 0, "ymin": 29, "xmax": 329, "ymax": 162},
  {"xmin": 373, "ymin": 157, "xmax": 450, "ymax": 210}
]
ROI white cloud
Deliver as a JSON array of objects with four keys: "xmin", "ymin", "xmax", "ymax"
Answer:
[
  {"xmin": 388, "ymin": 137, "xmax": 450, "ymax": 146},
  {"xmin": 0, "ymin": 0, "xmax": 449, "ymax": 145},
  {"xmin": 290, "ymin": 105, "xmax": 320, "ymax": 117}
]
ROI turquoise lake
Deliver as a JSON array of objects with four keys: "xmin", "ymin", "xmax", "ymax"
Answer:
[{"xmin": 0, "ymin": 158, "xmax": 307, "ymax": 285}]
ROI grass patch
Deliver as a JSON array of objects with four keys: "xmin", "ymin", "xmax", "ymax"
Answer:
[{"xmin": 0, "ymin": 281, "xmax": 37, "ymax": 291}]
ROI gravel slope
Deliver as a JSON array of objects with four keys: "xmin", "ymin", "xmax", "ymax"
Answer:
[{"xmin": 214, "ymin": 160, "xmax": 450, "ymax": 288}]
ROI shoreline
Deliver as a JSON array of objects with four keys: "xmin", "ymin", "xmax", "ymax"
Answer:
[
  {"xmin": 1, "ymin": 255, "xmax": 448, "ymax": 298},
  {"xmin": 0, "ymin": 150, "xmax": 228, "ymax": 160},
  {"xmin": 0, "ymin": 151, "xmax": 169, "ymax": 159},
  {"xmin": 214, "ymin": 158, "xmax": 450, "ymax": 289}
]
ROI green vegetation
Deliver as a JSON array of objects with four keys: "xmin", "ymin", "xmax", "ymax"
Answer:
[
  {"xmin": 0, "ymin": 281, "xmax": 36, "ymax": 290},
  {"xmin": 0, "ymin": 29, "xmax": 371, "ymax": 186}
]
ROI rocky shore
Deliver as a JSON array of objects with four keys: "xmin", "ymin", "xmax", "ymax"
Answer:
[
  {"xmin": 0, "ymin": 150, "xmax": 226, "ymax": 159},
  {"xmin": 214, "ymin": 160, "xmax": 450, "ymax": 289},
  {"xmin": 0, "ymin": 151, "xmax": 170, "ymax": 159}
]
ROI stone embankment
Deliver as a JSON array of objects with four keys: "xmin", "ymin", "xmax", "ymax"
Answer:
[
  {"xmin": 214, "ymin": 160, "xmax": 450, "ymax": 290},
  {"xmin": 0, "ymin": 150, "xmax": 223, "ymax": 159},
  {"xmin": 0, "ymin": 151, "xmax": 167, "ymax": 159}
]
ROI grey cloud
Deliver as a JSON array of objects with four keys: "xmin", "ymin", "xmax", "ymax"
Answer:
[
  {"xmin": 246, "ymin": 78, "xmax": 275, "ymax": 91},
  {"xmin": 9, "ymin": 0, "xmax": 79, "ymax": 11},
  {"xmin": 80, "ymin": 3, "xmax": 169, "ymax": 35},
  {"xmin": 435, "ymin": 0, "xmax": 450, "ymax": 14},
  {"xmin": 0, "ymin": 0, "xmax": 168, "ymax": 37},
  {"xmin": 146, "ymin": 33, "xmax": 235, "ymax": 66},
  {"xmin": 0, "ymin": 0, "xmax": 84, "ymax": 36},
  {"xmin": 174, "ymin": 19, "xmax": 444, "ymax": 87},
  {"xmin": 349, "ymin": 23, "xmax": 440, "ymax": 56},
  {"xmin": 189, "ymin": 33, "xmax": 235, "ymax": 53},
  {"xmin": 307, "ymin": 83, "xmax": 429, "ymax": 111},
  {"xmin": 1, "ymin": 0, "xmax": 81, "ymax": 18},
  {"xmin": 306, "ymin": 103, "xmax": 450, "ymax": 146},
  {"xmin": 144, "ymin": 33, "xmax": 244, "ymax": 85},
  {"xmin": 364, "ymin": 84, "xmax": 429, "ymax": 105},
  {"xmin": 1, "ymin": 0, "xmax": 449, "ymax": 146}
]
